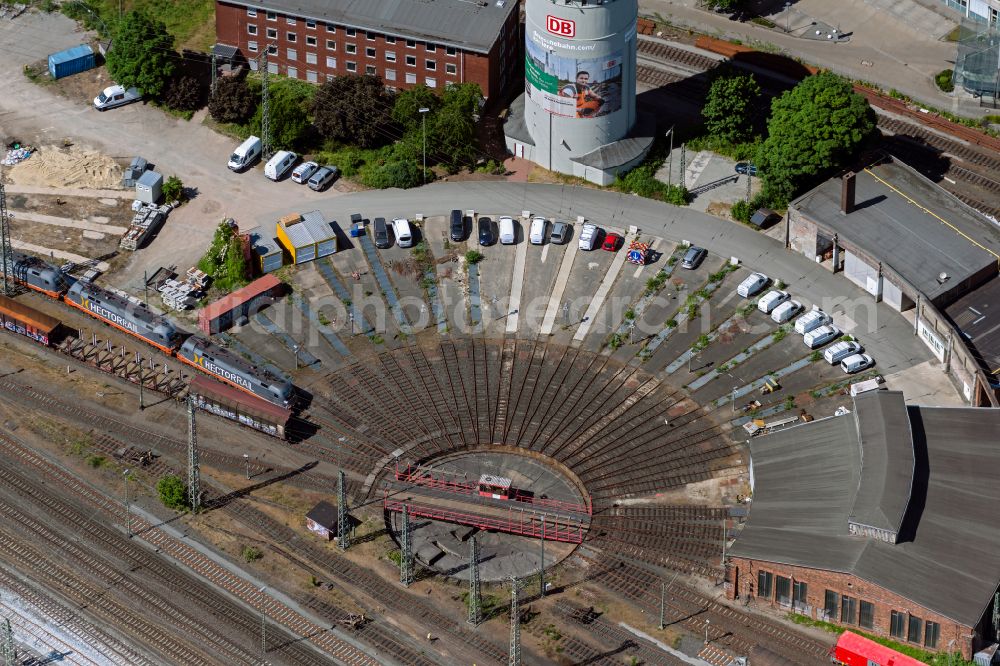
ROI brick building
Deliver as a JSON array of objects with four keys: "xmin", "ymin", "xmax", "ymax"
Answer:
[
  {"xmin": 214, "ymin": 0, "xmax": 520, "ymax": 98},
  {"xmin": 726, "ymin": 390, "xmax": 1000, "ymax": 659}
]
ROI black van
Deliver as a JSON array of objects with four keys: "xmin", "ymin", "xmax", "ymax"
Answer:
[
  {"xmin": 450, "ymin": 209, "xmax": 465, "ymax": 242},
  {"xmin": 373, "ymin": 217, "xmax": 391, "ymax": 249}
]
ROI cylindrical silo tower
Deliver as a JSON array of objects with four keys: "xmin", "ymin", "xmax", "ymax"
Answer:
[{"xmin": 506, "ymin": 0, "xmax": 649, "ymax": 185}]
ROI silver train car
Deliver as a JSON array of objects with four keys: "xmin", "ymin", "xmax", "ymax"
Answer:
[
  {"xmin": 9, "ymin": 251, "xmax": 72, "ymax": 297},
  {"xmin": 177, "ymin": 335, "xmax": 293, "ymax": 407},
  {"xmin": 65, "ymin": 281, "xmax": 181, "ymax": 352}
]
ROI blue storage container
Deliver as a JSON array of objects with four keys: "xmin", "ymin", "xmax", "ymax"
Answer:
[{"xmin": 48, "ymin": 44, "xmax": 96, "ymax": 80}]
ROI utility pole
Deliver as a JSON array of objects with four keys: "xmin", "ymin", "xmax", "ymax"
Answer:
[
  {"xmin": 1, "ymin": 616, "xmax": 15, "ymax": 666},
  {"xmin": 468, "ymin": 535, "xmax": 481, "ymax": 626},
  {"xmin": 337, "ymin": 470, "xmax": 350, "ymax": 551},
  {"xmin": 508, "ymin": 577, "xmax": 521, "ymax": 666},
  {"xmin": 259, "ymin": 47, "xmax": 273, "ymax": 161},
  {"xmin": 746, "ymin": 169, "xmax": 752, "ymax": 203},
  {"xmin": 993, "ymin": 591, "xmax": 999, "ymax": 640},
  {"xmin": 660, "ymin": 572, "xmax": 679, "ymax": 630},
  {"xmin": 539, "ymin": 515, "xmax": 545, "ymax": 597},
  {"xmin": 143, "ymin": 269, "xmax": 149, "ymax": 306},
  {"xmin": 137, "ymin": 352, "xmax": 144, "ymax": 411},
  {"xmin": 679, "ymin": 145, "xmax": 686, "ymax": 189},
  {"xmin": 244, "ymin": 453, "xmax": 251, "ymax": 480},
  {"xmin": 0, "ymin": 181, "xmax": 14, "ymax": 297},
  {"xmin": 211, "ymin": 52, "xmax": 217, "ymax": 90},
  {"xmin": 123, "ymin": 469, "xmax": 132, "ymax": 538},
  {"xmin": 666, "ymin": 126, "xmax": 675, "ymax": 185},
  {"xmin": 259, "ymin": 586, "xmax": 267, "ymax": 665},
  {"xmin": 419, "ymin": 107, "xmax": 430, "ymax": 184},
  {"xmin": 187, "ymin": 397, "xmax": 202, "ymax": 512},
  {"xmin": 400, "ymin": 504, "xmax": 413, "ymax": 587}
]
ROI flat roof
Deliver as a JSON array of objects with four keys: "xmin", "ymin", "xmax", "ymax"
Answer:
[
  {"xmin": 945, "ymin": 275, "xmax": 1000, "ymax": 376},
  {"xmin": 731, "ymin": 392, "xmax": 1000, "ymax": 625},
  {"xmin": 790, "ymin": 159, "xmax": 1000, "ymax": 302},
  {"xmin": 223, "ymin": 0, "xmax": 517, "ymax": 54}
]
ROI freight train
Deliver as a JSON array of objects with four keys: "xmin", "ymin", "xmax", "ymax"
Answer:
[{"xmin": 7, "ymin": 250, "xmax": 293, "ymax": 407}]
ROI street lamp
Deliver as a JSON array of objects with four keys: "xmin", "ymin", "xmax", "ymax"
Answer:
[
  {"xmin": 705, "ymin": 619, "xmax": 710, "ymax": 644},
  {"xmin": 292, "ymin": 343, "xmax": 300, "ymax": 369},
  {"xmin": 349, "ymin": 311, "xmax": 355, "ymax": 335},
  {"xmin": 419, "ymin": 107, "xmax": 430, "ymax": 184},
  {"xmin": 665, "ymin": 126, "xmax": 675, "ymax": 185},
  {"xmin": 244, "ymin": 453, "xmax": 250, "ymax": 480},
  {"xmin": 784, "ymin": 2, "xmax": 792, "ymax": 33}
]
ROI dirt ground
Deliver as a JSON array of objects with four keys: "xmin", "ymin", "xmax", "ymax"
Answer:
[{"xmin": 6, "ymin": 143, "xmax": 122, "ymax": 189}]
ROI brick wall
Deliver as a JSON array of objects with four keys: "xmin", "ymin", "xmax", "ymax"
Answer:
[
  {"xmin": 215, "ymin": 1, "xmax": 519, "ymax": 98},
  {"xmin": 727, "ymin": 556, "xmax": 975, "ymax": 658}
]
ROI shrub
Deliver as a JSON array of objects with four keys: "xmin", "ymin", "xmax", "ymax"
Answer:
[
  {"xmin": 810, "ymin": 351, "xmax": 823, "ymax": 362},
  {"xmin": 731, "ymin": 199, "xmax": 752, "ymax": 223},
  {"xmin": 772, "ymin": 326, "xmax": 789, "ymax": 343},
  {"xmin": 241, "ymin": 545, "xmax": 262, "ymax": 562},
  {"xmin": 208, "ymin": 76, "xmax": 257, "ymax": 124},
  {"xmin": 157, "ymin": 475, "xmax": 188, "ymax": 511},
  {"xmin": 464, "ymin": 250, "xmax": 485, "ymax": 265},
  {"xmin": 934, "ymin": 69, "xmax": 954, "ymax": 93},
  {"xmin": 164, "ymin": 76, "xmax": 203, "ymax": 112},
  {"xmin": 85, "ymin": 454, "xmax": 107, "ymax": 468},
  {"xmin": 360, "ymin": 158, "xmax": 422, "ymax": 189},
  {"xmin": 665, "ymin": 318, "xmax": 678, "ymax": 328},
  {"xmin": 162, "ymin": 175, "xmax": 184, "ymax": 203},
  {"xmin": 624, "ymin": 308, "xmax": 636, "ymax": 321}
]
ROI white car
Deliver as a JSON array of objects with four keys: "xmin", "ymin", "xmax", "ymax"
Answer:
[
  {"xmin": 93, "ymin": 84, "xmax": 141, "ymax": 111},
  {"xmin": 757, "ymin": 290, "xmax": 790, "ymax": 314},
  {"xmin": 737, "ymin": 272, "xmax": 769, "ymax": 298},
  {"xmin": 291, "ymin": 161, "xmax": 319, "ymax": 184},
  {"xmin": 578, "ymin": 223, "xmax": 599, "ymax": 250},
  {"xmin": 794, "ymin": 308, "xmax": 833, "ymax": 335},
  {"xmin": 824, "ymin": 341, "xmax": 863, "ymax": 364},
  {"xmin": 770, "ymin": 300, "xmax": 802, "ymax": 324},
  {"xmin": 841, "ymin": 353, "xmax": 874, "ymax": 374},
  {"xmin": 803, "ymin": 324, "xmax": 841, "ymax": 349}
]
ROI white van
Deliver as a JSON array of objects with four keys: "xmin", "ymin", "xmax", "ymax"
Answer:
[
  {"xmin": 529, "ymin": 217, "xmax": 547, "ymax": 245},
  {"xmin": 737, "ymin": 273, "xmax": 769, "ymax": 298},
  {"xmin": 578, "ymin": 223, "xmax": 599, "ymax": 250},
  {"xmin": 392, "ymin": 218, "xmax": 414, "ymax": 248},
  {"xmin": 794, "ymin": 307, "xmax": 832, "ymax": 335},
  {"xmin": 841, "ymin": 353, "xmax": 874, "ymax": 374},
  {"xmin": 93, "ymin": 84, "xmax": 141, "ymax": 111},
  {"xmin": 803, "ymin": 324, "xmax": 841, "ymax": 349},
  {"xmin": 770, "ymin": 300, "xmax": 802, "ymax": 324},
  {"xmin": 824, "ymin": 341, "xmax": 863, "ymax": 364},
  {"xmin": 264, "ymin": 150, "xmax": 298, "ymax": 181},
  {"xmin": 757, "ymin": 290, "xmax": 789, "ymax": 314},
  {"xmin": 228, "ymin": 136, "xmax": 262, "ymax": 172},
  {"xmin": 499, "ymin": 216, "xmax": 516, "ymax": 245}
]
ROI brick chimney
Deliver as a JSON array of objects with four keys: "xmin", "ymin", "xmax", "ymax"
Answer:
[{"xmin": 841, "ymin": 172, "xmax": 856, "ymax": 215}]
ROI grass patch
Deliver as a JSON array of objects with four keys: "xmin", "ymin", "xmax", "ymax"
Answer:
[
  {"xmin": 368, "ymin": 334, "xmax": 385, "ymax": 345},
  {"xmin": 645, "ymin": 269, "xmax": 669, "ymax": 294},
  {"xmin": 63, "ymin": 0, "xmax": 216, "ymax": 51},
  {"xmin": 85, "ymin": 454, "xmax": 107, "ymax": 468},
  {"xmin": 241, "ymin": 545, "xmax": 262, "ymax": 563},
  {"xmin": 693, "ymin": 334, "xmax": 711, "ymax": 351},
  {"xmin": 608, "ymin": 333, "xmax": 626, "ymax": 350},
  {"xmin": 22, "ymin": 63, "xmax": 54, "ymax": 86},
  {"xmin": 750, "ymin": 16, "xmax": 776, "ymax": 28},
  {"xmin": 464, "ymin": 250, "xmax": 485, "ymax": 265},
  {"xmin": 772, "ymin": 326, "xmax": 789, "ymax": 343},
  {"xmin": 810, "ymin": 351, "xmax": 823, "ymax": 362}
]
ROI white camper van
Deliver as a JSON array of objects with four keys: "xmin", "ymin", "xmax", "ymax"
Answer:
[{"xmin": 228, "ymin": 136, "xmax": 262, "ymax": 172}]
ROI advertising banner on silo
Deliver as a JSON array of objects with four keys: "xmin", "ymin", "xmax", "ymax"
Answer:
[{"xmin": 525, "ymin": 37, "xmax": 622, "ymax": 119}]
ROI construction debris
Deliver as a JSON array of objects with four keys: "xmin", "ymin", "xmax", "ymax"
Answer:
[
  {"xmin": 2, "ymin": 144, "xmax": 33, "ymax": 166},
  {"xmin": 120, "ymin": 203, "xmax": 169, "ymax": 251}
]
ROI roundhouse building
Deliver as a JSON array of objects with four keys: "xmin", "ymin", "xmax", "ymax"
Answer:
[
  {"xmin": 726, "ymin": 390, "xmax": 1000, "ymax": 659},
  {"xmin": 214, "ymin": 0, "xmax": 520, "ymax": 98}
]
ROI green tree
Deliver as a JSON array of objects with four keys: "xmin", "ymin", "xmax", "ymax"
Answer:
[
  {"xmin": 312, "ymin": 75, "xmax": 396, "ymax": 148},
  {"xmin": 196, "ymin": 220, "xmax": 249, "ymax": 290},
  {"xmin": 441, "ymin": 83, "xmax": 483, "ymax": 119},
  {"xmin": 157, "ymin": 475, "xmax": 188, "ymax": 511},
  {"xmin": 250, "ymin": 78, "xmax": 313, "ymax": 150},
  {"xmin": 105, "ymin": 10, "xmax": 175, "ymax": 98},
  {"xmin": 164, "ymin": 76, "xmax": 204, "ymax": 111},
  {"xmin": 391, "ymin": 85, "xmax": 440, "ymax": 131},
  {"xmin": 702, "ymin": 73, "xmax": 760, "ymax": 144},
  {"xmin": 162, "ymin": 175, "xmax": 184, "ymax": 203},
  {"xmin": 755, "ymin": 72, "xmax": 875, "ymax": 205},
  {"xmin": 360, "ymin": 158, "xmax": 422, "ymax": 189},
  {"xmin": 208, "ymin": 75, "xmax": 257, "ymax": 124},
  {"xmin": 429, "ymin": 104, "xmax": 476, "ymax": 171}
]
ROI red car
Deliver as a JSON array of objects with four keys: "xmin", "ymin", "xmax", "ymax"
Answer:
[{"xmin": 602, "ymin": 233, "xmax": 623, "ymax": 252}]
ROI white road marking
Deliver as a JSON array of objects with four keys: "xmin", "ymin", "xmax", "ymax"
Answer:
[
  {"xmin": 505, "ymin": 239, "xmax": 529, "ymax": 333},
  {"xmin": 574, "ymin": 236, "xmax": 633, "ymax": 341},
  {"xmin": 540, "ymin": 240, "xmax": 579, "ymax": 335},
  {"xmin": 540, "ymin": 243, "xmax": 549, "ymax": 264}
]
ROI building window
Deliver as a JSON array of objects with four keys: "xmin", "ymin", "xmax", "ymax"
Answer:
[
  {"xmin": 366, "ymin": 47, "xmax": 376, "ymax": 58},
  {"xmin": 287, "ymin": 66, "xmax": 297, "ymax": 78},
  {"xmin": 247, "ymin": 7, "xmax": 257, "ymax": 17},
  {"xmin": 367, "ymin": 32, "xmax": 377, "ymax": 42},
  {"xmin": 306, "ymin": 19, "xmax": 316, "ymax": 29},
  {"xmin": 426, "ymin": 77, "xmax": 436, "ymax": 88},
  {"xmin": 266, "ymin": 11, "xmax": 276, "ymax": 21},
  {"xmin": 326, "ymin": 74, "xmax": 335, "ymax": 82},
  {"xmin": 890, "ymin": 611, "xmax": 906, "ymax": 640},
  {"xmin": 405, "ymin": 72, "xmax": 416, "ymax": 84},
  {"xmin": 792, "ymin": 581, "xmax": 808, "ymax": 610},
  {"xmin": 445, "ymin": 63, "xmax": 457, "ymax": 75},
  {"xmin": 385, "ymin": 35, "xmax": 396, "ymax": 44},
  {"xmin": 267, "ymin": 27, "xmax": 277, "ymax": 39},
  {"xmin": 775, "ymin": 576, "xmax": 791, "ymax": 605},
  {"xmin": 385, "ymin": 69, "xmax": 396, "ymax": 81},
  {"xmin": 426, "ymin": 43, "xmax": 436, "ymax": 52},
  {"xmin": 757, "ymin": 571, "xmax": 773, "ymax": 599},
  {"xmin": 346, "ymin": 61, "xmax": 356, "ymax": 72},
  {"xmin": 326, "ymin": 56, "xmax": 337, "ymax": 68},
  {"xmin": 425, "ymin": 59, "xmax": 436, "ymax": 71},
  {"xmin": 286, "ymin": 32, "xmax": 297, "ymax": 42},
  {"xmin": 405, "ymin": 55, "xmax": 416, "ymax": 66},
  {"xmin": 841, "ymin": 596, "xmax": 856, "ymax": 624},
  {"xmin": 306, "ymin": 36, "xmax": 317, "ymax": 46},
  {"xmin": 267, "ymin": 44, "xmax": 277, "ymax": 55},
  {"xmin": 406, "ymin": 39, "xmax": 416, "ymax": 48},
  {"xmin": 286, "ymin": 17, "xmax": 295, "ymax": 25},
  {"xmin": 326, "ymin": 23, "xmax": 336, "ymax": 33},
  {"xmin": 386, "ymin": 51, "xmax": 396, "ymax": 63},
  {"xmin": 907, "ymin": 616, "xmax": 922, "ymax": 644},
  {"xmin": 267, "ymin": 62, "xmax": 278, "ymax": 74},
  {"xmin": 823, "ymin": 591, "xmax": 839, "ymax": 620},
  {"xmin": 924, "ymin": 622, "xmax": 939, "ymax": 649},
  {"xmin": 859, "ymin": 601, "xmax": 875, "ymax": 629},
  {"xmin": 346, "ymin": 43, "xmax": 357, "ymax": 54},
  {"xmin": 307, "ymin": 70, "xmax": 317, "ymax": 82},
  {"xmin": 306, "ymin": 52, "xmax": 317, "ymax": 65},
  {"xmin": 326, "ymin": 40, "xmax": 336, "ymax": 50},
  {"xmin": 346, "ymin": 28, "xmax": 356, "ymax": 37},
  {"xmin": 287, "ymin": 48, "xmax": 297, "ymax": 60},
  {"xmin": 366, "ymin": 65, "xmax": 376, "ymax": 75},
  {"xmin": 247, "ymin": 24, "xmax": 257, "ymax": 35},
  {"xmin": 247, "ymin": 41, "xmax": 258, "ymax": 52},
  {"xmin": 446, "ymin": 46, "xmax": 456, "ymax": 56}
]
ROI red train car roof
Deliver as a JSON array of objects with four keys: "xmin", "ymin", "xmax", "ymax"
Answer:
[
  {"xmin": 835, "ymin": 632, "xmax": 925, "ymax": 666},
  {"xmin": 200, "ymin": 274, "xmax": 281, "ymax": 322},
  {"xmin": 189, "ymin": 374, "xmax": 291, "ymax": 423}
]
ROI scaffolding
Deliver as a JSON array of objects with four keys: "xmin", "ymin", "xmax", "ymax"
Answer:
[{"xmin": 954, "ymin": 18, "xmax": 1000, "ymax": 106}]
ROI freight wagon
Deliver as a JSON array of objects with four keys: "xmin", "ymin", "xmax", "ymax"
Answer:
[
  {"xmin": 188, "ymin": 375, "xmax": 291, "ymax": 439},
  {"xmin": 0, "ymin": 295, "xmax": 60, "ymax": 346}
]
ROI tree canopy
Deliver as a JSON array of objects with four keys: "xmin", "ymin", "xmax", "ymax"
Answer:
[
  {"xmin": 105, "ymin": 10, "xmax": 175, "ymax": 98},
  {"xmin": 702, "ymin": 73, "xmax": 760, "ymax": 144},
  {"xmin": 156, "ymin": 475, "xmax": 188, "ymax": 511},
  {"xmin": 391, "ymin": 85, "xmax": 440, "ymax": 131},
  {"xmin": 196, "ymin": 220, "xmax": 249, "ymax": 291},
  {"xmin": 250, "ymin": 78, "xmax": 314, "ymax": 150},
  {"xmin": 313, "ymin": 75, "xmax": 396, "ymax": 148},
  {"xmin": 755, "ymin": 72, "xmax": 875, "ymax": 205},
  {"xmin": 208, "ymin": 76, "xmax": 258, "ymax": 124}
]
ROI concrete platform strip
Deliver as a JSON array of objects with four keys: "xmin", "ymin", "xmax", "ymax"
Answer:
[
  {"xmin": 505, "ymin": 238, "xmax": 529, "ymax": 334},
  {"xmin": 686, "ymin": 330, "xmax": 777, "ymax": 391},
  {"xmin": 424, "ymin": 268, "xmax": 448, "ymax": 334},
  {"xmin": 540, "ymin": 236, "xmax": 579, "ymax": 335},
  {"xmin": 574, "ymin": 233, "xmax": 633, "ymax": 341},
  {"xmin": 11, "ymin": 210, "xmax": 128, "ymax": 234},
  {"xmin": 254, "ymin": 313, "xmax": 320, "ymax": 367},
  {"xmin": 612, "ymin": 250, "xmax": 682, "ymax": 339},
  {"xmin": 640, "ymin": 279, "xmax": 726, "ymax": 358},
  {"xmin": 468, "ymin": 263, "xmax": 483, "ymax": 332},
  {"xmin": 1, "ymin": 184, "xmax": 134, "ymax": 199},
  {"xmin": 315, "ymin": 258, "xmax": 372, "ymax": 334},
  {"xmin": 358, "ymin": 233, "xmax": 411, "ymax": 333},
  {"xmin": 664, "ymin": 312, "xmax": 743, "ymax": 375},
  {"xmin": 714, "ymin": 355, "xmax": 814, "ymax": 407},
  {"xmin": 290, "ymin": 293, "xmax": 351, "ymax": 357}
]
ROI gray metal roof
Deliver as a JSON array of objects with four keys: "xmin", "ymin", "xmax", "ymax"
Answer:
[
  {"xmin": 570, "ymin": 110, "xmax": 656, "ymax": 170},
  {"xmin": 790, "ymin": 159, "xmax": 1000, "ymax": 302},
  {"xmin": 280, "ymin": 210, "xmax": 334, "ymax": 248},
  {"xmin": 848, "ymin": 390, "xmax": 914, "ymax": 538},
  {"xmin": 306, "ymin": 500, "xmax": 339, "ymax": 527},
  {"xmin": 945, "ymin": 274, "xmax": 1000, "ymax": 377},
  {"xmin": 227, "ymin": 0, "xmax": 518, "ymax": 54},
  {"xmin": 731, "ymin": 392, "xmax": 1000, "ymax": 625},
  {"xmin": 247, "ymin": 226, "xmax": 282, "ymax": 257}
]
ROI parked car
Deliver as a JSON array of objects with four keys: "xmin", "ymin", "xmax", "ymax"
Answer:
[
  {"xmin": 307, "ymin": 165, "xmax": 339, "ymax": 191},
  {"xmin": 737, "ymin": 272, "xmax": 769, "ymax": 298},
  {"xmin": 824, "ymin": 340, "xmax": 863, "ymax": 365},
  {"xmin": 478, "ymin": 217, "xmax": 495, "ymax": 246},
  {"xmin": 530, "ymin": 217, "xmax": 548, "ymax": 245},
  {"xmin": 550, "ymin": 221, "xmax": 570, "ymax": 245},
  {"xmin": 264, "ymin": 150, "xmax": 298, "ymax": 181},
  {"xmin": 499, "ymin": 216, "xmax": 516, "ymax": 245},
  {"xmin": 794, "ymin": 308, "xmax": 833, "ymax": 335},
  {"xmin": 228, "ymin": 136, "xmax": 262, "ymax": 172},
  {"xmin": 841, "ymin": 353, "xmax": 874, "ymax": 374},
  {"xmin": 735, "ymin": 162, "xmax": 758, "ymax": 176},
  {"xmin": 804, "ymin": 324, "xmax": 841, "ymax": 349},
  {"xmin": 771, "ymin": 300, "xmax": 802, "ymax": 324},
  {"xmin": 757, "ymin": 290, "xmax": 790, "ymax": 314},
  {"xmin": 681, "ymin": 246, "xmax": 707, "ymax": 269},
  {"xmin": 373, "ymin": 217, "xmax": 391, "ymax": 249},
  {"xmin": 450, "ymin": 209, "xmax": 465, "ymax": 242},
  {"xmin": 602, "ymin": 232, "xmax": 623, "ymax": 252},
  {"xmin": 93, "ymin": 84, "xmax": 141, "ymax": 111},
  {"xmin": 291, "ymin": 161, "xmax": 319, "ymax": 184},
  {"xmin": 578, "ymin": 223, "xmax": 599, "ymax": 250},
  {"xmin": 392, "ymin": 218, "xmax": 414, "ymax": 248}
]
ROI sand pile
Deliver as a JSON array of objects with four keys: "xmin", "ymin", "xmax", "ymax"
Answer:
[{"xmin": 7, "ymin": 146, "xmax": 122, "ymax": 189}]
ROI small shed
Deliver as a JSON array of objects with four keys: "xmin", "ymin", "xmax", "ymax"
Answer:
[
  {"xmin": 275, "ymin": 210, "xmax": 336, "ymax": 265},
  {"xmin": 122, "ymin": 156, "xmax": 148, "ymax": 188},
  {"xmin": 135, "ymin": 170, "xmax": 163, "ymax": 204},
  {"xmin": 247, "ymin": 226, "xmax": 284, "ymax": 274},
  {"xmin": 306, "ymin": 500, "xmax": 339, "ymax": 541},
  {"xmin": 198, "ymin": 274, "xmax": 282, "ymax": 335},
  {"xmin": 48, "ymin": 44, "xmax": 96, "ymax": 80}
]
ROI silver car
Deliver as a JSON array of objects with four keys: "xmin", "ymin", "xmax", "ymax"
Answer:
[
  {"xmin": 550, "ymin": 221, "xmax": 570, "ymax": 244},
  {"xmin": 681, "ymin": 246, "xmax": 707, "ymax": 269},
  {"xmin": 307, "ymin": 166, "xmax": 339, "ymax": 191}
]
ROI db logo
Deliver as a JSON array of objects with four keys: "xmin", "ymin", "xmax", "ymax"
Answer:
[{"xmin": 546, "ymin": 15, "xmax": 575, "ymax": 37}]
